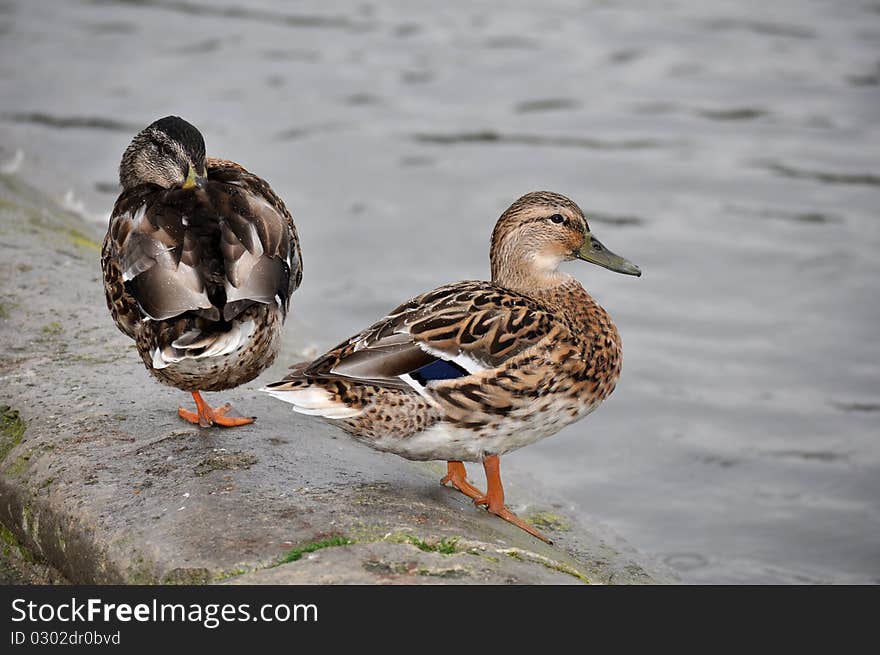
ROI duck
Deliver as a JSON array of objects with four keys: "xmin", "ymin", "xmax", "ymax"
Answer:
[
  {"xmin": 264, "ymin": 191, "xmax": 639, "ymax": 543},
  {"xmin": 102, "ymin": 116, "xmax": 302, "ymax": 427}
]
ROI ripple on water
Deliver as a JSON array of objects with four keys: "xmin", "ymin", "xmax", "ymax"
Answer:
[
  {"xmin": 275, "ymin": 123, "xmax": 343, "ymax": 141},
  {"xmin": 726, "ymin": 204, "xmax": 842, "ymax": 225},
  {"xmin": 584, "ymin": 211, "xmax": 645, "ymax": 227},
  {"xmin": 607, "ymin": 48, "xmax": 644, "ymax": 65},
  {"xmin": 88, "ymin": 0, "xmax": 372, "ymax": 32},
  {"xmin": 848, "ymin": 62, "xmax": 880, "ymax": 86},
  {"xmin": 514, "ymin": 98, "xmax": 581, "ymax": 114},
  {"xmin": 700, "ymin": 18, "xmax": 816, "ymax": 40},
  {"xmin": 346, "ymin": 93, "xmax": 381, "ymax": 106},
  {"xmin": 261, "ymin": 49, "xmax": 320, "ymax": 62},
  {"xmin": 392, "ymin": 23, "xmax": 422, "ymax": 38},
  {"xmin": 764, "ymin": 450, "xmax": 849, "ymax": 464},
  {"xmin": 483, "ymin": 35, "xmax": 539, "ymax": 50},
  {"xmin": 758, "ymin": 161, "xmax": 880, "ymax": 187},
  {"xmin": 172, "ymin": 38, "xmax": 226, "ymax": 54},
  {"xmin": 696, "ymin": 107, "xmax": 769, "ymax": 121},
  {"xmin": 413, "ymin": 131, "xmax": 674, "ymax": 150},
  {"xmin": 2, "ymin": 112, "xmax": 138, "ymax": 132},
  {"xmin": 831, "ymin": 401, "xmax": 880, "ymax": 413},
  {"xmin": 399, "ymin": 155, "xmax": 434, "ymax": 168},
  {"xmin": 83, "ymin": 21, "xmax": 137, "ymax": 35},
  {"xmin": 694, "ymin": 454, "xmax": 739, "ymax": 468},
  {"xmin": 400, "ymin": 70, "xmax": 435, "ymax": 85},
  {"xmin": 265, "ymin": 75, "xmax": 285, "ymax": 88}
]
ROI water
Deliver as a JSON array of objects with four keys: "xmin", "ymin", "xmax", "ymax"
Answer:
[{"xmin": 1, "ymin": 0, "xmax": 878, "ymax": 583}]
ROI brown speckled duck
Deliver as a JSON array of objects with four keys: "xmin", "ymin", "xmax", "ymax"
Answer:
[
  {"xmin": 102, "ymin": 116, "xmax": 302, "ymax": 427},
  {"xmin": 265, "ymin": 191, "xmax": 639, "ymax": 542}
]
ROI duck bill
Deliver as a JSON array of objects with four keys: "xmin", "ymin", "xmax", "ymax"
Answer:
[
  {"xmin": 181, "ymin": 163, "xmax": 208, "ymax": 190},
  {"xmin": 576, "ymin": 234, "xmax": 641, "ymax": 276}
]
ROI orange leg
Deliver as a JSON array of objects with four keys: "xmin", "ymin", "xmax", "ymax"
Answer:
[
  {"xmin": 473, "ymin": 455, "xmax": 552, "ymax": 544},
  {"xmin": 177, "ymin": 391, "xmax": 255, "ymax": 428},
  {"xmin": 441, "ymin": 461, "xmax": 485, "ymax": 501}
]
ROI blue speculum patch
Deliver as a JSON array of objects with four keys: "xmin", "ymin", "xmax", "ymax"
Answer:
[{"xmin": 410, "ymin": 358, "xmax": 469, "ymax": 385}]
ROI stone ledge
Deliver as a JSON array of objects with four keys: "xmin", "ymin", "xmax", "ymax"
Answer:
[{"xmin": 0, "ymin": 173, "xmax": 671, "ymax": 585}]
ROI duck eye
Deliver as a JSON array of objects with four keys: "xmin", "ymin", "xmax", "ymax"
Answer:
[{"xmin": 549, "ymin": 214, "xmax": 565, "ymax": 224}]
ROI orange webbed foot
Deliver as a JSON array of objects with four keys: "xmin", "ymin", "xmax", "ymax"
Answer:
[
  {"xmin": 178, "ymin": 392, "xmax": 256, "ymax": 428},
  {"xmin": 474, "ymin": 455, "xmax": 553, "ymax": 544},
  {"xmin": 441, "ymin": 461, "xmax": 485, "ymax": 501},
  {"xmin": 473, "ymin": 496, "xmax": 552, "ymax": 544}
]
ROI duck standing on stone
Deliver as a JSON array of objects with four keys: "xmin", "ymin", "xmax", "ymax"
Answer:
[
  {"xmin": 102, "ymin": 116, "xmax": 302, "ymax": 427},
  {"xmin": 264, "ymin": 192, "xmax": 639, "ymax": 542}
]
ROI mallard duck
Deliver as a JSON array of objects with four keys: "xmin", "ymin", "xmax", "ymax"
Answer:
[
  {"xmin": 102, "ymin": 116, "xmax": 302, "ymax": 427},
  {"xmin": 264, "ymin": 191, "xmax": 639, "ymax": 542}
]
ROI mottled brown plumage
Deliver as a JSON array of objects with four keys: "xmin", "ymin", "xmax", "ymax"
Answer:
[
  {"xmin": 102, "ymin": 116, "xmax": 301, "ymax": 426},
  {"xmin": 265, "ymin": 191, "xmax": 639, "ymax": 541}
]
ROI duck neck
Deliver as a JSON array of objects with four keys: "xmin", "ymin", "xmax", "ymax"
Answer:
[
  {"xmin": 492, "ymin": 256, "xmax": 605, "ymax": 330},
  {"xmin": 490, "ymin": 246, "xmax": 568, "ymax": 295},
  {"xmin": 530, "ymin": 275, "xmax": 595, "ymax": 318}
]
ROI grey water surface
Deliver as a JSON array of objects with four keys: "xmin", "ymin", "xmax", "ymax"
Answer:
[{"xmin": 1, "ymin": 0, "xmax": 878, "ymax": 583}]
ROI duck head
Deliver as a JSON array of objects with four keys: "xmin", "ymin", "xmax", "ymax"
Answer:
[
  {"xmin": 119, "ymin": 115, "xmax": 208, "ymax": 191},
  {"xmin": 490, "ymin": 191, "xmax": 641, "ymax": 291}
]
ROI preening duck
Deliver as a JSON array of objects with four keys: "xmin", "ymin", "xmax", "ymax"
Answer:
[
  {"xmin": 265, "ymin": 191, "xmax": 639, "ymax": 543},
  {"xmin": 102, "ymin": 116, "xmax": 302, "ymax": 427}
]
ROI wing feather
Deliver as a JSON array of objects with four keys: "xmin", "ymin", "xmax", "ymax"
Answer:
[
  {"xmin": 292, "ymin": 281, "xmax": 557, "ymax": 390},
  {"xmin": 102, "ymin": 159, "xmax": 302, "ymax": 334}
]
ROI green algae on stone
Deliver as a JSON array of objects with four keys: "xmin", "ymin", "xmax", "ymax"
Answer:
[
  {"xmin": 525, "ymin": 510, "xmax": 572, "ymax": 532},
  {"xmin": 404, "ymin": 534, "xmax": 460, "ymax": 555},
  {"xmin": 0, "ymin": 406, "xmax": 25, "ymax": 461},
  {"xmin": 500, "ymin": 547, "xmax": 590, "ymax": 584},
  {"xmin": 39, "ymin": 322, "xmax": 63, "ymax": 341},
  {"xmin": 5, "ymin": 451, "xmax": 31, "ymax": 477},
  {"xmin": 162, "ymin": 567, "xmax": 213, "ymax": 585},
  {"xmin": 20, "ymin": 503, "xmax": 40, "ymax": 548},
  {"xmin": 362, "ymin": 559, "xmax": 414, "ymax": 576},
  {"xmin": 213, "ymin": 566, "xmax": 251, "ymax": 582},
  {"xmin": 0, "ymin": 523, "xmax": 36, "ymax": 564},
  {"xmin": 465, "ymin": 547, "xmax": 500, "ymax": 563},
  {"xmin": 416, "ymin": 566, "xmax": 469, "ymax": 579},
  {"xmin": 125, "ymin": 554, "xmax": 157, "ymax": 585},
  {"xmin": 276, "ymin": 536, "xmax": 354, "ymax": 565}
]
